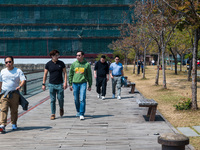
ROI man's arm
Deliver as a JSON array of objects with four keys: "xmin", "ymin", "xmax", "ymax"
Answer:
[
  {"xmin": 42, "ymin": 69, "xmax": 48, "ymax": 91},
  {"xmin": 110, "ymin": 70, "xmax": 113, "ymax": 79},
  {"xmin": 68, "ymin": 64, "xmax": 74, "ymax": 91},
  {"xmin": 94, "ymin": 62, "xmax": 98, "ymax": 79},
  {"xmin": 87, "ymin": 64, "xmax": 92, "ymax": 91},
  {"xmin": 106, "ymin": 74, "xmax": 109, "ymax": 81},
  {"xmin": 106, "ymin": 63, "xmax": 109, "ymax": 81},
  {"xmin": 63, "ymin": 67, "xmax": 68, "ymax": 90},
  {"xmin": 16, "ymin": 80, "xmax": 26, "ymax": 90},
  {"xmin": 109, "ymin": 64, "xmax": 113, "ymax": 79},
  {"xmin": 94, "ymin": 70, "xmax": 97, "ymax": 78}
]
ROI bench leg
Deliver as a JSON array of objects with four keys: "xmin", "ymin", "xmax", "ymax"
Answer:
[
  {"xmin": 129, "ymin": 84, "xmax": 135, "ymax": 94},
  {"xmin": 148, "ymin": 106, "xmax": 157, "ymax": 121},
  {"xmin": 147, "ymin": 107, "xmax": 152, "ymax": 117}
]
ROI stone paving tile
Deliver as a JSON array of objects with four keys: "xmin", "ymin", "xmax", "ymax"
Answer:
[
  {"xmin": 0, "ymin": 75, "xmax": 195, "ymax": 150},
  {"xmin": 177, "ymin": 127, "xmax": 200, "ymax": 137},
  {"xmin": 193, "ymin": 126, "xmax": 200, "ymax": 134}
]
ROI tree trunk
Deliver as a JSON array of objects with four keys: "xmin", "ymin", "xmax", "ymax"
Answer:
[
  {"xmin": 143, "ymin": 48, "xmax": 146, "ymax": 79},
  {"xmin": 136, "ymin": 55, "xmax": 139, "ymax": 75},
  {"xmin": 169, "ymin": 47, "xmax": 177, "ymax": 75},
  {"xmin": 174, "ymin": 57, "xmax": 177, "ymax": 75},
  {"xmin": 191, "ymin": 28, "xmax": 199, "ymax": 110},
  {"xmin": 162, "ymin": 46, "xmax": 167, "ymax": 88},
  {"xmin": 170, "ymin": 55, "xmax": 173, "ymax": 70},
  {"xmin": 133, "ymin": 55, "xmax": 136, "ymax": 74},
  {"xmin": 180, "ymin": 54, "xmax": 183, "ymax": 72},
  {"xmin": 188, "ymin": 59, "xmax": 192, "ymax": 81},
  {"xmin": 155, "ymin": 52, "xmax": 160, "ymax": 85}
]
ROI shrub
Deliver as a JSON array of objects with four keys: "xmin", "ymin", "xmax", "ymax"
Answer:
[{"xmin": 173, "ymin": 97, "xmax": 192, "ymax": 110}]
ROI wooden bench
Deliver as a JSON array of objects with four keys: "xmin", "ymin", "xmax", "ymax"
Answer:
[
  {"xmin": 136, "ymin": 99, "xmax": 158, "ymax": 121},
  {"xmin": 123, "ymin": 76, "xmax": 136, "ymax": 94}
]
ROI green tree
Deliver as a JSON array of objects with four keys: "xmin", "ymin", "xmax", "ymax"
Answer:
[
  {"xmin": 167, "ymin": 28, "xmax": 191, "ymax": 74},
  {"xmin": 163, "ymin": 0, "xmax": 200, "ymax": 110},
  {"xmin": 134, "ymin": 1, "xmax": 180, "ymax": 88}
]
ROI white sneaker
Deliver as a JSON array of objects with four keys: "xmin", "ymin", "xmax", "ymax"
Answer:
[
  {"xmin": 101, "ymin": 96, "xmax": 105, "ymax": 100},
  {"xmin": 97, "ymin": 94, "xmax": 101, "ymax": 99},
  {"xmin": 117, "ymin": 96, "xmax": 121, "ymax": 100},
  {"xmin": 80, "ymin": 115, "xmax": 84, "ymax": 120}
]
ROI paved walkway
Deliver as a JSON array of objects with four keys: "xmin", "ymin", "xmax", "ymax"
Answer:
[{"xmin": 0, "ymin": 78, "xmax": 195, "ymax": 150}]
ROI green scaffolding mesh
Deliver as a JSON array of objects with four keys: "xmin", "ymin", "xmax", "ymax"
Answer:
[
  {"xmin": 0, "ymin": 7, "xmax": 130, "ymax": 24},
  {"xmin": 0, "ymin": 39, "xmax": 114, "ymax": 56},
  {"xmin": 0, "ymin": 1, "xmax": 134, "ymax": 56}
]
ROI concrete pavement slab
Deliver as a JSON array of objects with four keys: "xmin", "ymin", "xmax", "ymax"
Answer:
[
  {"xmin": 177, "ymin": 127, "xmax": 200, "ymax": 137},
  {"xmin": 193, "ymin": 126, "xmax": 200, "ymax": 134}
]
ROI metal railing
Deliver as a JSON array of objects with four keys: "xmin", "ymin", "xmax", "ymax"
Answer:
[
  {"xmin": 22, "ymin": 71, "xmax": 49, "ymax": 96},
  {"xmin": 21, "ymin": 68, "xmax": 69, "ymax": 97}
]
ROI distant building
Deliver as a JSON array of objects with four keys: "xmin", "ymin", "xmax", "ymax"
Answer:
[{"xmin": 0, "ymin": 0, "xmax": 134, "ymax": 58}]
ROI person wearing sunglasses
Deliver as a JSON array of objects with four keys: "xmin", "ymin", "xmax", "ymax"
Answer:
[
  {"xmin": 109, "ymin": 55, "xmax": 124, "ymax": 100},
  {"xmin": 42, "ymin": 50, "xmax": 68, "ymax": 120},
  {"xmin": 0, "ymin": 56, "xmax": 26, "ymax": 132},
  {"xmin": 68, "ymin": 51, "xmax": 92, "ymax": 120}
]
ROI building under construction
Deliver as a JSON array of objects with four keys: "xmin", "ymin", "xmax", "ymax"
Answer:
[{"xmin": 0, "ymin": 0, "xmax": 134, "ymax": 58}]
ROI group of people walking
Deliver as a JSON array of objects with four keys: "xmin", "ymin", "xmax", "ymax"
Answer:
[
  {"xmin": 42, "ymin": 50, "xmax": 93, "ymax": 121},
  {"xmin": 0, "ymin": 50, "xmax": 124, "ymax": 133}
]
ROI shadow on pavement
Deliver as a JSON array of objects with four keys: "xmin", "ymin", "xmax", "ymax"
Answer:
[
  {"xmin": 85, "ymin": 115, "xmax": 114, "ymax": 119},
  {"xmin": 4, "ymin": 126, "xmax": 52, "ymax": 134},
  {"xmin": 18, "ymin": 126, "xmax": 52, "ymax": 131},
  {"xmin": 143, "ymin": 115, "xmax": 165, "ymax": 122},
  {"xmin": 104, "ymin": 96, "xmax": 134, "ymax": 100},
  {"xmin": 62, "ymin": 114, "xmax": 113, "ymax": 119}
]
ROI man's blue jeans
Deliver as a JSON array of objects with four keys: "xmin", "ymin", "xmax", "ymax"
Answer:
[
  {"xmin": 48, "ymin": 83, "xmax": 64, "ymax": 115},
  {"xmin": 72, "ymin": 82, "xmax": 87, "ymax": 116}
]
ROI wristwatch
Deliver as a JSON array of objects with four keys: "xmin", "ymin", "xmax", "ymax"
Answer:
[{"xmin": 42, "ymin": 83, "xmax": 45, "ymax": 86}]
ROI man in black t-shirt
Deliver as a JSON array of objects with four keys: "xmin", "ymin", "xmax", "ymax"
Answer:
[
  {"xmin": 42, "ymin": 50, "xmax": 68, "ymax": 120},
  {"xmin": 94, "ymin": 55, "xmax": 109, "ymax": 100}
]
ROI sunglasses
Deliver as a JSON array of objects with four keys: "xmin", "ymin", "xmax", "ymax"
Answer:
[
  {"xmin": 5, "ymin": 61, "xmax": 12, "ymax": 64},
  {"xmin": 76, "ymin": 55, "xmax": 81, "ymax": 57}
]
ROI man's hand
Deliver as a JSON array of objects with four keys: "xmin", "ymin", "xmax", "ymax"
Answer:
[
  {"xmin": 69, "ymin": 86, "xmax": 73, "ymax": 91},
  {"xmin": 63, "ymin": 83, "xmax": 68, "ymax": 90},
  {"xmin": 88, "ymin": 87, "xmax": 91, "ymax": 91},
  {"xmin": 42, "ymin": 85, "xmax": 46, "ymax": 91},
  {"xmin": 16, "ymin": 86, "xmax": 21, "ymax": 90}
]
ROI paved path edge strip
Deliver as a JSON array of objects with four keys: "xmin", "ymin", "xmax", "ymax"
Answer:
[{"xmin": 6, "ymin": 96, "xmax": 50, "ymax": 124}]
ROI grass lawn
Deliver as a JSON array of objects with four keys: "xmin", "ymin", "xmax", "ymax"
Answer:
[{"xmin": 124, "ymin": 65, "xmax": 200, "ymax": 150}]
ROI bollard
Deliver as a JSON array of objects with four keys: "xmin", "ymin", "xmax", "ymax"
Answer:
[{"xmin": 158, "ymin": 133, "xmax": 189, "ymax": 150}]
